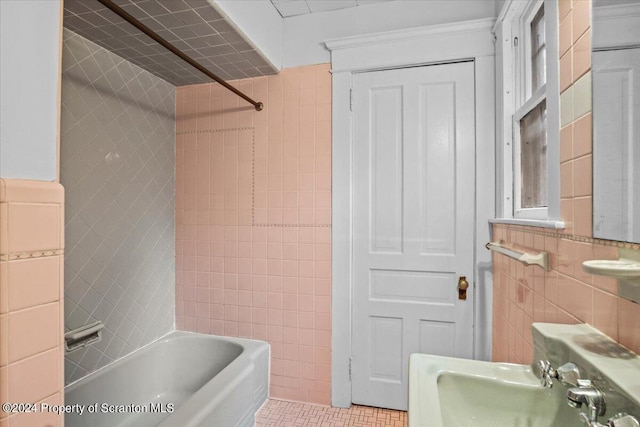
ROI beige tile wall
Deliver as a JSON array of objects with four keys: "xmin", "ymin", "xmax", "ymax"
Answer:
[
  {"xmin": 0, "ymin": 179, "xmax": 65, "ymax": 427},
  {"xmin": 175, "ymin": 64, "xmax": 332, "ymax": 405},
  {"xmin": 492, "ymin": 0, "xmax": 640, "ymax": 364}
]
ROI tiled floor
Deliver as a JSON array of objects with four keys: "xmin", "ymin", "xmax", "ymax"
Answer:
[{"xmin": 256, "ymin": 399, "xmax": 408, "ymax": 427}]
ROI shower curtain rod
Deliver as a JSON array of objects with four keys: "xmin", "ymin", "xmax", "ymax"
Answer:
[{"xmin": 95, "ymin": 0, "xmax": 264, "ymax": 111}]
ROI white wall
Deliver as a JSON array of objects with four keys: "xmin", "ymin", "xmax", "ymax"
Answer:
[
  {"xmin": 212, "ymin": 0, "xmax": 283, "ymax": 69},
  {"xmin": 0, "ymin": 0, "xmax": 61, "ymax": 181},
  {"xmin": 495, "ymin": 0, "xmax": 507, "ymax": 17},
  {"xmin": 283, "ymin": 0, "xmax": 498, "ymax": 67}
]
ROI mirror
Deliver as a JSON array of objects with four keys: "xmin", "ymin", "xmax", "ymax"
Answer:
[{"xmin": 592, "ymin": 0, "xmax": 640, "ymax": 243}]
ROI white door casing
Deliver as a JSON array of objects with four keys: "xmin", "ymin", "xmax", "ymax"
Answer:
[
  {"xmin": 326, "ymin": 18, "xmax": 496, "ymax": 409},
  {"xmin": 351, "ymin": 62, "xmax": 476, "ymax": 410}
]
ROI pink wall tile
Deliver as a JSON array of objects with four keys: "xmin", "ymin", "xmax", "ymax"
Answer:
[
  {"xmin": 559, "ymin": 12, "xmax": 572, "ymax": 57},
  {"xmin": 0, "ymin": 180, "xmax": 65, "ymax": 424},
  {"xmin": 8, "ymin": 347, "xmax": 61, "ymax": 404},
  {"xmin": 491, "ymin": 225, "xmax": 640, "ymax": 364},
  {"xmin": 573, "ymin": 113, "xmax": 592, "ymax": 158},
  {"xmin": 573, "ymin": 196, "xmax": 592, "ymax": 237},
  {"xmin": 559, "ymin": 0, "xmax": 572, "ymax": 21},
  {"xmin": 176, "ymin": 64, "xmax": 332, "ymax": 404},
  {"xmin": 8, "ymin": 392, "xmax": 62, "ymax": 427},
  {"xmin": 0, "ymin": 263, "xmax": 6, "ymax": 316},
  {"xmin": 0, "ymin": 203, "xmax": 62, "ymax": 256},
  {"xmin": 559, "ymin": 50, "xmax": 573, "ymax": 93},
  {"xmin": 573, "ymin": 155, "xmax": 591, "ymax": 197},
  {"xmin": 560, "ymin": 198, "xmax": 574, "ymax": 236},
  {"xmin": 5, "ymin": 256, "xmax": 61, "ymax": 312},
  {"xmin": 572, "ymin": 0, "xmax": 590, "ymax": 44},
  {"xmin": 560, "ymin": 161, "xmax": 573, "ymax": 199},
  {"xmin": 0, "ymin": 181, "xmax": 63, "ymax": 205},
  {"xmin": 573, "ymin": 30, "xmax": 591, "ymax": 82},
  {"xmin": 593, "ymin": 289, "xmax": 618, "ymax": 341},
  {"xmin": 8, "ymin": 303, "xmax": 59, "ymax": 363},
  {"xmin": 0, "ymin": 366, "xmax": 6, "ymax": 412},
  {"xmin": 618, "ymin": 298, "xmax": 640, "ymax": 354},
  {"xmin": 0, "ymin": 315, "xmax": 7, "ymax": 367}
]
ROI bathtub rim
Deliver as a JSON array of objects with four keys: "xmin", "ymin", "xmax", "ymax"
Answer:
[{"xmin": 65, "ymin": 331, "xmax": 269, "ymax": 404}]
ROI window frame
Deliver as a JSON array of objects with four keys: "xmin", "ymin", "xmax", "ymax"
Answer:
[
  {"xmin": 494, "ymin": 0, "xmax": 562, "ymax": 226},
  {"xmin": 513, "ymin": 86, "xmax": 548, "ymax": 219}
]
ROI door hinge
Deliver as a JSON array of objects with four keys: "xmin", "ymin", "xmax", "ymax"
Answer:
[
  {"xmin": 349, "ymin": 357, "xmax": 353, "ymax": 381},
  {"xmin": 513, "ymin": 37, "xmax": 519, "ymax": 47},
  {"xmin": 349, "ymin": 88, "xmax": 354, "ymax": 111}
]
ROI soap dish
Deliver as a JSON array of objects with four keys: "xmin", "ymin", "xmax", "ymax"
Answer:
[
  {"xmin": 582, "ymin": 259, "xmax": 640, "ymax": 278},
  {"xmin": 582, "ymin": 248, "xmax": 640, "ymax": 303}
]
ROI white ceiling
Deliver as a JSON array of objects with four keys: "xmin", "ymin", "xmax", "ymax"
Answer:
[{"xmin": 270, "ymin": 0, "xmax": 395, "ymax": 18}]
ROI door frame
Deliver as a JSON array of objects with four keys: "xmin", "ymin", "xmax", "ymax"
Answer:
[{"xmin": 325, "ymin": 18, "xmax": 497, "ymax": 408}]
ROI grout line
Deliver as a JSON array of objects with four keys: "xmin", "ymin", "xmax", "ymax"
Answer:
[{"xmin": 253, "ymin": 223, "xmax": 331, "ymax": 228}]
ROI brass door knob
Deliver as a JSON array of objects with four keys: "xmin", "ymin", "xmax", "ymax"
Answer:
[{"xmin": 458, "ymin": 276, "xmax": 469, "ymax": 300}]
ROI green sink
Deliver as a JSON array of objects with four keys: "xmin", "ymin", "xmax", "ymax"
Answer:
[
  {"xmin": 409, "ymin": 355, "xmax": 580, "ymax": 427},
  {"xmin": 437, "ymin": 372, "xmax": 578, "ymax": 427}
]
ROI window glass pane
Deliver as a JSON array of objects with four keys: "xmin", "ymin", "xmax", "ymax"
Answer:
[
  {"xmin": 520, "ymin": 100, "xmax": 547, "ymax": 209},
  {"xmin": 531, "ymin": 5, "xmax": 546, "ymax": 93}
]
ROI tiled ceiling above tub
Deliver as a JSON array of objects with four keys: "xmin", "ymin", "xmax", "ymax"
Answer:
[
  {"xmin": 63, "ymin": 0, "xmax": 278, "ymax": 86},
  {"xmin": 270, "ymin": 0, "xmax": 395, "ymax": 18}
]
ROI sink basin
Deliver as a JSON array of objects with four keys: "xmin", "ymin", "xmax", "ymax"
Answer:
[
  {"xmin": 408, "ymin": 355, "xmax": 579, "ymax": 427},
  {"xmin": 438, "ymin": 372, "xmax": 577, "ymax": 426},
  {"xmin": 409, "ymin": 324, "xmax": 640, "ymax": 427}
]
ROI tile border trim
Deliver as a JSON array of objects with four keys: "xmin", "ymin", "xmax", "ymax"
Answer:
[
  {"xmin": 0, "ymin": 249, "xmax": 64, "ymax": 261},
  {"xmin": 493, "ymin": 223, "xmax": 640, "ymax": 250}
]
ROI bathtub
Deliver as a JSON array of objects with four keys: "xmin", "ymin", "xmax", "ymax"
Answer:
[{"xmin": 65, "ymin": 331, "xmax": 269, "ymax": 427}]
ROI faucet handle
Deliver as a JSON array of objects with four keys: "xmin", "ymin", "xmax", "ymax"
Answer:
[
  {"xmin": 608, "ymin": 413, "xmax": 640, "ymax": 427},
  {"xmin": 537, "ymin": 360, "xmax": 556, "ymax": 388},
  {"xmin": 556, "ymin": 362, "xmax": 581, "ymax": 387},
  {"xmin": 536, "ymin": 360, "xmax": 581, "ymax": 388},
  {"xmin": 577, "ymin": 378, "xmax": 594, "ymax": 388}
]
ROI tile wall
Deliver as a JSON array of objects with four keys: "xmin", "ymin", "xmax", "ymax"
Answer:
[
  {"xmin": 492, "ymin": 0, "xmax": 640, "ymax": 364},
  {"xmin": 175, "ymin": 64, "xmax": 332, "ymax": 404},
  {"xmin": 63, "ymin": 0, "xmax": 277, "ymax": 85},
  {"xmin": 0, "ymin": 179, "xmax": 66, "ymax": 427},
  {"xmin": 61, "ymin": 29, "xmax": 176, "ymax": 384}
]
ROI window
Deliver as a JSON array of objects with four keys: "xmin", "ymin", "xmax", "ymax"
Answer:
[
  {"xmin": 495, "ymin": 0, "xmax": 560, "ymax": 224},
  {"xmin": 519, "ymin": 100, "xmax": 547, "ymax": 209},
  {"xmin": 530, "ymin": 7, "xmax": 546, "ymax": 93},
  {"xmin": 513, "ymin": 1, "xmax": 548, "ymax": 219}
]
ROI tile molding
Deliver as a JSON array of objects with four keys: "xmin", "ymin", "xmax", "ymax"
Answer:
[
  {"xmin": 0, "ymin": 179, "xmax": 64, "ymax": 204},
  {"xmin": 493, "ymin": 223, "xmax": 640, "ymax": 250},
  {"xmin": 0, "ymin": 249, "xmax": 65, "ymax": 262}
]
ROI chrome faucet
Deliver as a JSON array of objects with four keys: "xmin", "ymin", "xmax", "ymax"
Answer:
[
  {"xmin": 575, "ymin": 412, "xmax": 639, "ymax": 427},
  {"xmin": 537, "ymin": 360, "xmax": 581, "ymax": 388},
  {"xmin": 607, "ymin": 413, "xmax": 640, "ymax": 427},
  {"xmin": 567, "ymin": 379, "xmax": 606, "ymax": 426}
]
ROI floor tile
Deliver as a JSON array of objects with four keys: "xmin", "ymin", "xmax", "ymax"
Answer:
[{"xmin": 256, "ymin": 399, "xmax": 407, "ymax": 427}]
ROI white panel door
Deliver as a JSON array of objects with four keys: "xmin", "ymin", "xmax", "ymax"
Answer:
[
  {"xmin": 593, "ymin": 48, "xmax": 640, "ymax": 242},
  {"xmin": 351, "ymin": 62, "xmax": 475, "ymax": 410}
]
